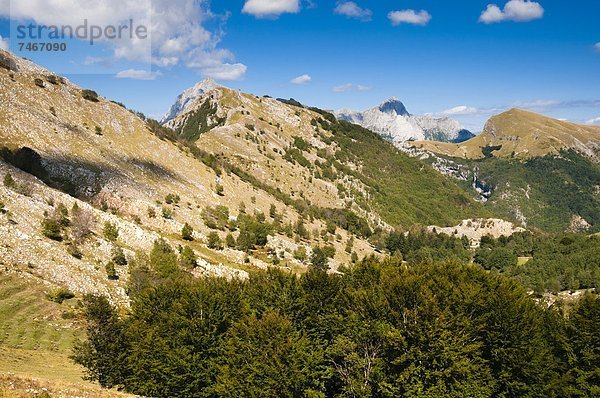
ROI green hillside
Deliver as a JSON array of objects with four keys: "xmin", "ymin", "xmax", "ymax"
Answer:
[
  {"xmin": 461, "ymin": 150, "xmax": 600, "ymax": 232},
  {"xmin": 313, "ymin": 113, "xmax": 490, "ymax": 227}
]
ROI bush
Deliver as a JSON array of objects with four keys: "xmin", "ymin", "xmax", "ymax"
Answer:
[
  {"xmin": 293, "ymin": 136, "xmax": 310, "ymax": 151},
  {"xmin": 47, "ymin": 288, "xmax": 75, "ymax": 304},
  {"xmin": 181, "ymin": 223, "xmax": 194, "ymax": 241},
  {"xmin": 165, "ymin": 193, "xmax": 180, "ymax": 205},
  {"xmin": 293, "ymin": 246, "xmax": 307, "ymax": 262},
  {"xmin": 112, "ymin": 246, "xmax": 127, "ymax": 266},
  {"xmin": 215, "ymin": 183, "xmax": 224, "ymax": 196},
  {"xmin": 67, "ymin": 244, "xmax": 83, "ymax": 259},
  {"xmin": 207, "ymin": 231, "xmax": 223, "ymax": 250},
  {"xmin": 45, "ymin": 74, "xmax": 59, "ymax": 85},
  {"xmin": 105, "ymin": 262, "xmax": 118, "ymax": 280},
  {"xmin": 179, "ymin": 246, "xmax": 197, "ymax": 269},
  {"xmin": 226, "ymin": 233, "xmax": 236, "ymax": 248},
  {"xmin": 82, "ymin": 89, "xmax": 99, "ymax": 102},
  {"xmin": 3, "ymin": 173, "xmax": 15, "ymax": 188},
  {"xmin": 71, "ymin": 207, "xmax": 95, "ymax": 243},
  {"xmin": 162, "ymin": 207, "xmax": 173, "ymax": 219},
  {"xmin": 42, "ymin": 217, "xmax": 63, "ymax": 241},
  {"xmin": 34, "ymin": 78, "xmax": 45, "ymax": 88},
  {"xmin": 147, "ymin": 206, "xmax": 156, "ymax": 218},
  {"xmin": 103, "ymin": 222, "xmax": 119, "ymax": 242},
  {"xmin": 202, "ymin": 205, "xmax": 230, "ymax": 230}
]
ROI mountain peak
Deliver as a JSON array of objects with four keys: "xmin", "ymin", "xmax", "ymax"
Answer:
[
  {"xmin": 378, "ymin": 98, "xmax": 410, "ymax": 116},
  {"xmin": 160, "ymin": 78, "xmax": 222, "ymax": 124}
]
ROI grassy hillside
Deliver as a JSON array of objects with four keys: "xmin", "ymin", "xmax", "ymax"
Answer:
[
  {"xmin": 413, "ymin": 108, "xmax": 600, "ymax": 160},
  {"xmin": 0, "ymin": 273, "xmax": 136, "ymax": 397}
]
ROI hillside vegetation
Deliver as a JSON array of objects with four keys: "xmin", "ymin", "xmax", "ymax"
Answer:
[{"xmin": 469, "ymin": 150, "xmax": 600, "ymax": 232}]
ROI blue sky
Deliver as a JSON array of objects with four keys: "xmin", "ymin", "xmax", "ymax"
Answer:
[{"xmin": 1, "ymin": 0, "xmax": 599, "ymax": 131}]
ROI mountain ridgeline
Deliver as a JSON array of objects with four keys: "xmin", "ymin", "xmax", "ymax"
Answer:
[
  {"xmin": 335, "ymin": 98, "xmax": 475, "ymax": 144},
  {"xmin": 161, "ymin": 83, "xmax": 488, "ymax": 230}
]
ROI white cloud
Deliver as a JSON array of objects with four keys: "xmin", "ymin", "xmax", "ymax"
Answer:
[
  {"xmin": 116, "ymin": 69, "xmax": 162, "ymax": 80},
  {"xmin": 333, "ymin": 83, "xmax": 372, "ymax": 93},
  {"xmin": 184, "ymin": 48, "xmax": 247, "ymax": 81},
  {"xmin": 290, "ymin": 74, "xmax": 311, "ymax": 85},
  {"xmin": 201, "ymin": 63, "xmax": 247, "ymax": 81},
  {"xmin": 2, "ymin": 0, "xmax": 246, "ymax": 80},
  {"xmin": 595, "ymin": 42, "xmax": 600, "ymax": 52},
  {"xmin": 586, "ymin": 117, "xmax": 600, "ymax": 126},
  {"xmin": 0, "ymin": 35, "xmax": 8, "ymax": 51},
  {"xmin": 242, "ymin": 0, "xmax": 300, "ymax": 18},
  {"xmin": 479, "ymin": 0, "xmax": 544, "ymax": 24},
  {"xmin": 388, "ymin": 9, "xmax": 431, "ymax": 26},
  {"xmin": 442, "ymin": 106, "xmax": 480, "ymax": 116},
  {"xmin": 334, "ymin": 2, "xmax": 372, "ymax": 21}
]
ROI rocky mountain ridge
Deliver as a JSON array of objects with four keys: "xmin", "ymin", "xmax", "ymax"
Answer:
[{"xmin": 335, "ymin": 98, "xmax": 474, "ymax": 144}]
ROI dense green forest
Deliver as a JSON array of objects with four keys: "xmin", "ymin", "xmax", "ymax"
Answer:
[
  {"xmin": 474, "ymin": 232, "xmax": 600, "ymax": 293},
  {"xmin": 74, "ymin": 253, "xmax": 599, "ymax": 397}
]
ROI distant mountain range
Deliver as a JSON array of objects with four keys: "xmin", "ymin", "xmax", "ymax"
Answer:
[{"xmin": 334, "ymin": 98, "xmax": 475, "ymax": 144}]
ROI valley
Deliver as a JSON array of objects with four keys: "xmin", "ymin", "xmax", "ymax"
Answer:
[{"xmin": 0, "ymin": 47, "xmax": 598, "ymax": 397}]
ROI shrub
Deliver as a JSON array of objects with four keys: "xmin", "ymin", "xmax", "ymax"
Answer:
[
  {"xmin": 112, "ymin": 246, "xmax": 127, "ymax": 266},
  {"xmin": 162, "ymin": 207, "xmax": 173, "ymax": 219},
  {"xmin": 67, "ymin": 244, "xmax": 83, "ymax": 259},
  {"xmin": 202, "ymin": 205, "xmax": 230, "ymax": 230},
  {"xmin": 105, "ymin": 262, "xmax": 118, "ymax": 280},
  {"xmin": 47, "ymin": 288, "xmax": 75, "ymax": 304},
  {"xmin": 165, "ymin": 193, "xmax": 180, "ymax": 204},
  {"xmin": 225, "ymin": 233, "xmax": 236, "ymax": 248},
  {"xmin": 215, "ymin": 183, "xmax": 224, "ymax": 196},
  {"xmin": 95, "ymin": 126, "xmax": 103, "ymax": 135},
  {"xmin": 42, "ymin": 217, "xmax": 63, "ymax": 241},
  {"xmin": 150, "ymin": 239, "xmax": 179, "ymax": 278},
  {"xmin": 34, "ymin": 78, "xmax": 45, "ymax": 88},
  {"xmin": 181, "ymin": 223, "xmax": 194, "ymax": 241},
  {"xmin": 345, "ymin": 237, "xmax": 354, "ymax": 253},
  {"xmin": 82, "ymin": 89, "xmax": 99, "ymax": 102},
  {"xmin": 322, "ymin": 245, "xmax": 336, "ymax": 258},
  {"xmin": 55, "ymin": 203, "xmax": 70, "ymax": 227},
  {"xmin": 207, "ymin": 231, "xmax": 223, "ymax": 250},
  {"xmin": 147, "ymin": 206, "xmax": 156, "ymax": 218},
  {"xmin": 3, "ymin": 173, "xmax": 15, "ymax": 188},
  {"xmin": 45, "ymin": 74, "xmax": 59, "ymax": 85},
  {"xmin": 71, "ymin": 207, "xmax": 95, "ymax": 243},
  {"xmin": 293, "ymin": 136, "xmax": 310, "ymax": 151},
  {"xmin": 293, "ymin": 246, "xmax": 307, "ymax": 262},
  {"xmin": 103, "ymin": 222, "xmax": 119, "ymax": 242},
  {"xmin": 179, "ymin": 246, "xmax": 197, "ymax": 269}
]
